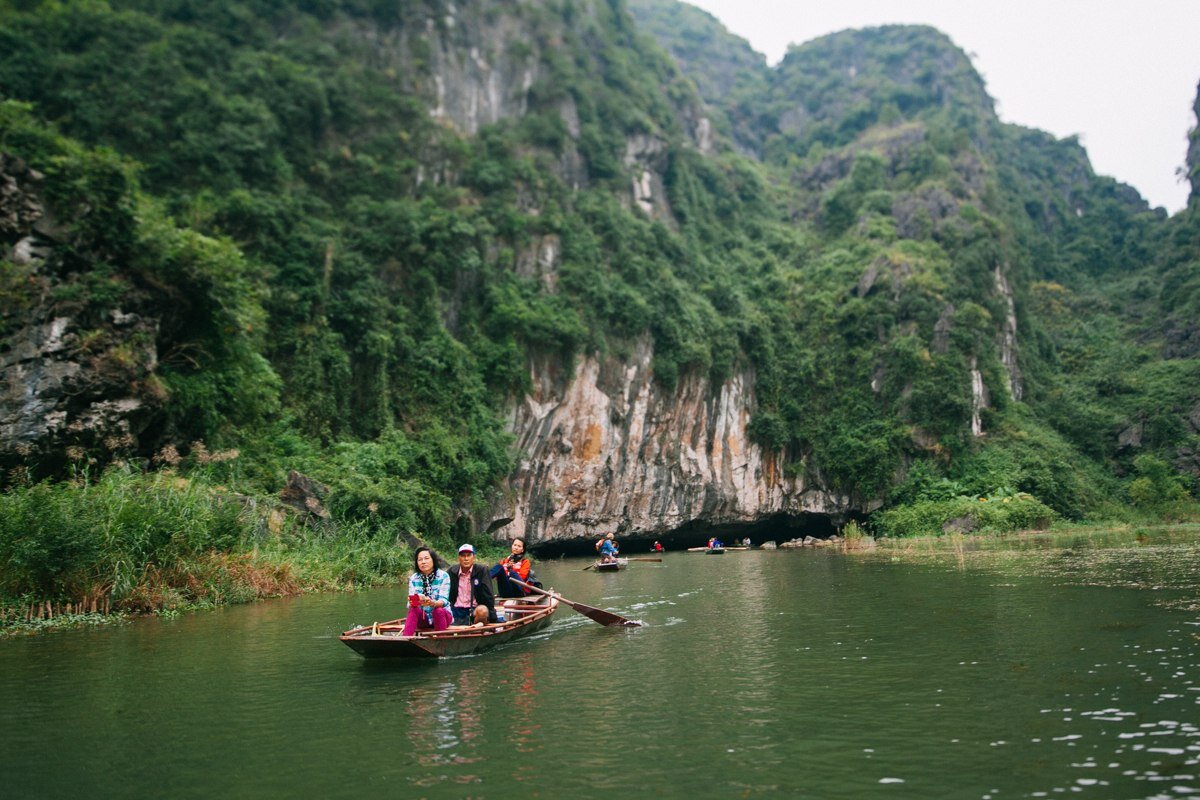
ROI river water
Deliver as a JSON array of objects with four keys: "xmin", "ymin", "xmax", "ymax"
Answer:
[{"xmin": 3, "ymin": 529, "xmax": 1200, "ymax": 798}]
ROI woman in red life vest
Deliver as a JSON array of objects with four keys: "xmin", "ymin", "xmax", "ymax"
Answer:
[{"xmin": 491, "ymin": 537, "xmax": 540, "ymax": 598}]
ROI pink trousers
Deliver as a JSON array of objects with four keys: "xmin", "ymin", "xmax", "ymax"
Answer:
[{"xmin": 401, "ymin": 605, "xmax": 453, "ymax": 636}]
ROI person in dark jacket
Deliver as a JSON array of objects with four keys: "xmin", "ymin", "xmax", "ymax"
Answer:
[{"xmin": 447, "ymin": 544, "xmax": 496, "ymax": 625}]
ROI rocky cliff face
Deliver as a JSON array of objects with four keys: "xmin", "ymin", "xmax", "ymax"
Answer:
[
  {"xmin": 0, "ymin": 157, "xmax": 164, "ymax": 476},
  {"xmin": 348, "ymin": 1, "xmax": 560, "ymax": 139},
  {"xmin": 489, "ymin": 338, "xmax": 853, "ymax": 544},
  {"xmin": 626, "ymin": 0, "xmax": 768, "ymax": 156},
  {"xmin": 341, "ymin": 0, "xmax": 708, "ymax": 217}
]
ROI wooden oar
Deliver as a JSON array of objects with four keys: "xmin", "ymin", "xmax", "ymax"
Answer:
[
  {"xmin": 626, "ymin": 557, "xmax": 662, "ymax": 562},
  {"xmin": 510, "ymin": 578, "xmax": 640, "ymax": 627},
  {"xmin": 581, "ymin": 562, "xmax": 597, "ymax": 571}
]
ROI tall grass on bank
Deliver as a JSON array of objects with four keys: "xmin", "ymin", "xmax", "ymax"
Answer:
[
  {"xmin": 0, "ymin": 467, "xmax": 419, "ymax": 632},
  {"xmin": 872, "ymin": 491, "xmax": 1059, "ymax": 538}
]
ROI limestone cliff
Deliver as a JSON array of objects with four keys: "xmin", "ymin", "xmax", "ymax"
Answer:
[
  {"xmin": 338, "ymin": 0, "xmax": 711, "ymax": 217},
  {"xmin": 491, "ymin": 338, "xmax": 853, "ymax": 544}
]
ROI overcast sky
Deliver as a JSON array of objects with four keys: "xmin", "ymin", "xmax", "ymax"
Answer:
[{"xmin": 682, "ymin": 0, "xmax": 1200, "ymax": 214}]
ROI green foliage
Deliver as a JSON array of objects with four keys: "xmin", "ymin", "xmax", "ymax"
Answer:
[
  {"xmin": 315, "ymin": 422, "xmax": 513, "ymax": 531},
  {"xmin": 626, "ymin": 0, "xmax": 769, "ymax": 152},
  {"xmin": 1128, "ymin": 455, "xmax": 1192, "ymax": 510},
  {"xmin": 136, "ymin": 210, "xmax": 281, "ymax": 440},
  {"xmin": 0, "ymin": 100, "xmax": 139, "ymax": 268},
  {"xmin": 873, "ymin": 492, "xmax": 1057, "ymax": 538},
  {"xmin": 0, "ymin": 464, "xmax": 431, "ymax": 622},
  {"xmin": 484, "ymin": 275, "xmax": 587, "ymax": 355},
  {"xmin": 760, "ymin": 25, "xmax": 993, "ymax": 162}
]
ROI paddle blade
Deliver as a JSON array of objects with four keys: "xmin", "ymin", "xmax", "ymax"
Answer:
[
  {"xmin": 562, "ymin": 597, "xmax": 641, "ymax": 627},
  {"xmin": 511, "ymin": 578, "xmax": 641, "ymax": 627}
]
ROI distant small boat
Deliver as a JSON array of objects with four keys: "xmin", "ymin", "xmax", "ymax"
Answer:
[
  {"xmin": 687, "ymin": 545, "xmax": 726, "ymax": 554},
  {"xmin": 339, "ymin": 595, "xmax": 558, "ymax": 659}
]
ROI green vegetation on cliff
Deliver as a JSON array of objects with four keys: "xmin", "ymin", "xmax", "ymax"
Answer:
[{"xmin": 0, "ymin": 0, "xmax": 1197, "ymax": 621}]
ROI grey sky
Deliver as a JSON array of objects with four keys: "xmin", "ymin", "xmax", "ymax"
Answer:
[{"xmin": 683, "ymin": 0, "xmax": 1200, "ymax": 213}]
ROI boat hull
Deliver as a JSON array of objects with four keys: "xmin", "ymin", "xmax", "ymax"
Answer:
[{"xmin": 340, "ymin": 596, "xmax": 558, "ymax": 659}]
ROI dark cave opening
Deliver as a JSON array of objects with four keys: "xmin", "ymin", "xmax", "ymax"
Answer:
[{"xmin": 528, "ymin": 512, "xmax": 846, "ymax": 557}]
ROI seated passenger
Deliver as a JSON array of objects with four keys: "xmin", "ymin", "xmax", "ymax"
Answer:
[
  {"xmin": 491, "ymin": 537, "xmax": 541, "ymax": 598},
  {"xmin": 447, "ymin": 544, "xmax": 496, "ymax": 625},
  {"xmin": 401, "ymin": 546, "xmax": 453, "ymax": 636}
]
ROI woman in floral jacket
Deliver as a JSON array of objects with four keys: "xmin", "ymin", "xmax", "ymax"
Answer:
[{"xmin": 401, "ymin": 546, "xmax": 453, "ymax": 635}]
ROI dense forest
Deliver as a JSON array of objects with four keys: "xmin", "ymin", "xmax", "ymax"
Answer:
[{"xmin": 0, "ymin": 0, "xmax": 1197, "ymax": 624}]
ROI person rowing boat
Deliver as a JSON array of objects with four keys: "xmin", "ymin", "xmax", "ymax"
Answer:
[{"xmin": 595, "ymin": 532, "xmax": 619, "ymax": 564}]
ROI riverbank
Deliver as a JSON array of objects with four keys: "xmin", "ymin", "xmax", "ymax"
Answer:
[
  {"xmin": 870, "ymin": 520, "xmax": 1200, "ymax": 560},
  {"xmin": 3, "ymin": 465, "xmax": 1195, "ymax": 637},
  {"xmin": 0, "ymin": 533, "xmax": 514, "ymax": 637},
  {"xmin": 0, "ymin": 467, "xmax": 513, "ymax": 637},
  {"xmin": 0, "ymin": 541, "xmax": 402, "ymax": 637}
]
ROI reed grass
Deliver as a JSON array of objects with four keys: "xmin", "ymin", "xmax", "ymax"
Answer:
[{"xmin": 0, "ymin": 466, "xmax": 433, "ymax": 634}]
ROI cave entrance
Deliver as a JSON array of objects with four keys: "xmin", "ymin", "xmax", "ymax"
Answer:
[{"xmin": 529, "ymin": 512, "xmax": 846, "ymax": 557}]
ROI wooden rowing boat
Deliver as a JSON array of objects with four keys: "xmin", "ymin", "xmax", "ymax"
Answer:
[
  {"xmin": 340, "ymin": 595, "xmax": 559, "ymax": 659},
  {"xmin": 687, "ymin": 546, "xmax": 725, "ymax": 554},
  {"xmin": 594, "ymin": 558, "xmax": 624, "ymax": 571}
]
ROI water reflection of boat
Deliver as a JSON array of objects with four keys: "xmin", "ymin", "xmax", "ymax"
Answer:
[{"xmin": 340, "ymin": 595, "xmax": 558, "ymax": 659}]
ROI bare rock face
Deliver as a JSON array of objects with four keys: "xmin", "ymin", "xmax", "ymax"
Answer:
[
  {"xmin": 1, "ymin": 154, "xmax": 47, "ymax": 261},
  {"xmin": 993, "ymin": 264, "xmax": 1022, "ymax": 401},
  {"xmin": 279, "ymin": 470, "xmax": 331, "ymax": 523},
  {"xmin": 336, "ymin": 1, "xmax": 706, "ymax": 216},
  {"xmin": 489, "ymin": 338, "xmax": 851, "ymax": 545},
  {"xmin": 623, "ymin": 133, "xmax": 673, "ymax": 221},
  {"xmin": 0, "ymin": 155, "xmax": 164, "ymax": 475},
  {"xmin": 0, "ymin": 311, "xmax": 164, "ymax": 473},
  {"xmin": 415, "ymin": 8, "xmax": 548, "ymax": 137}
]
